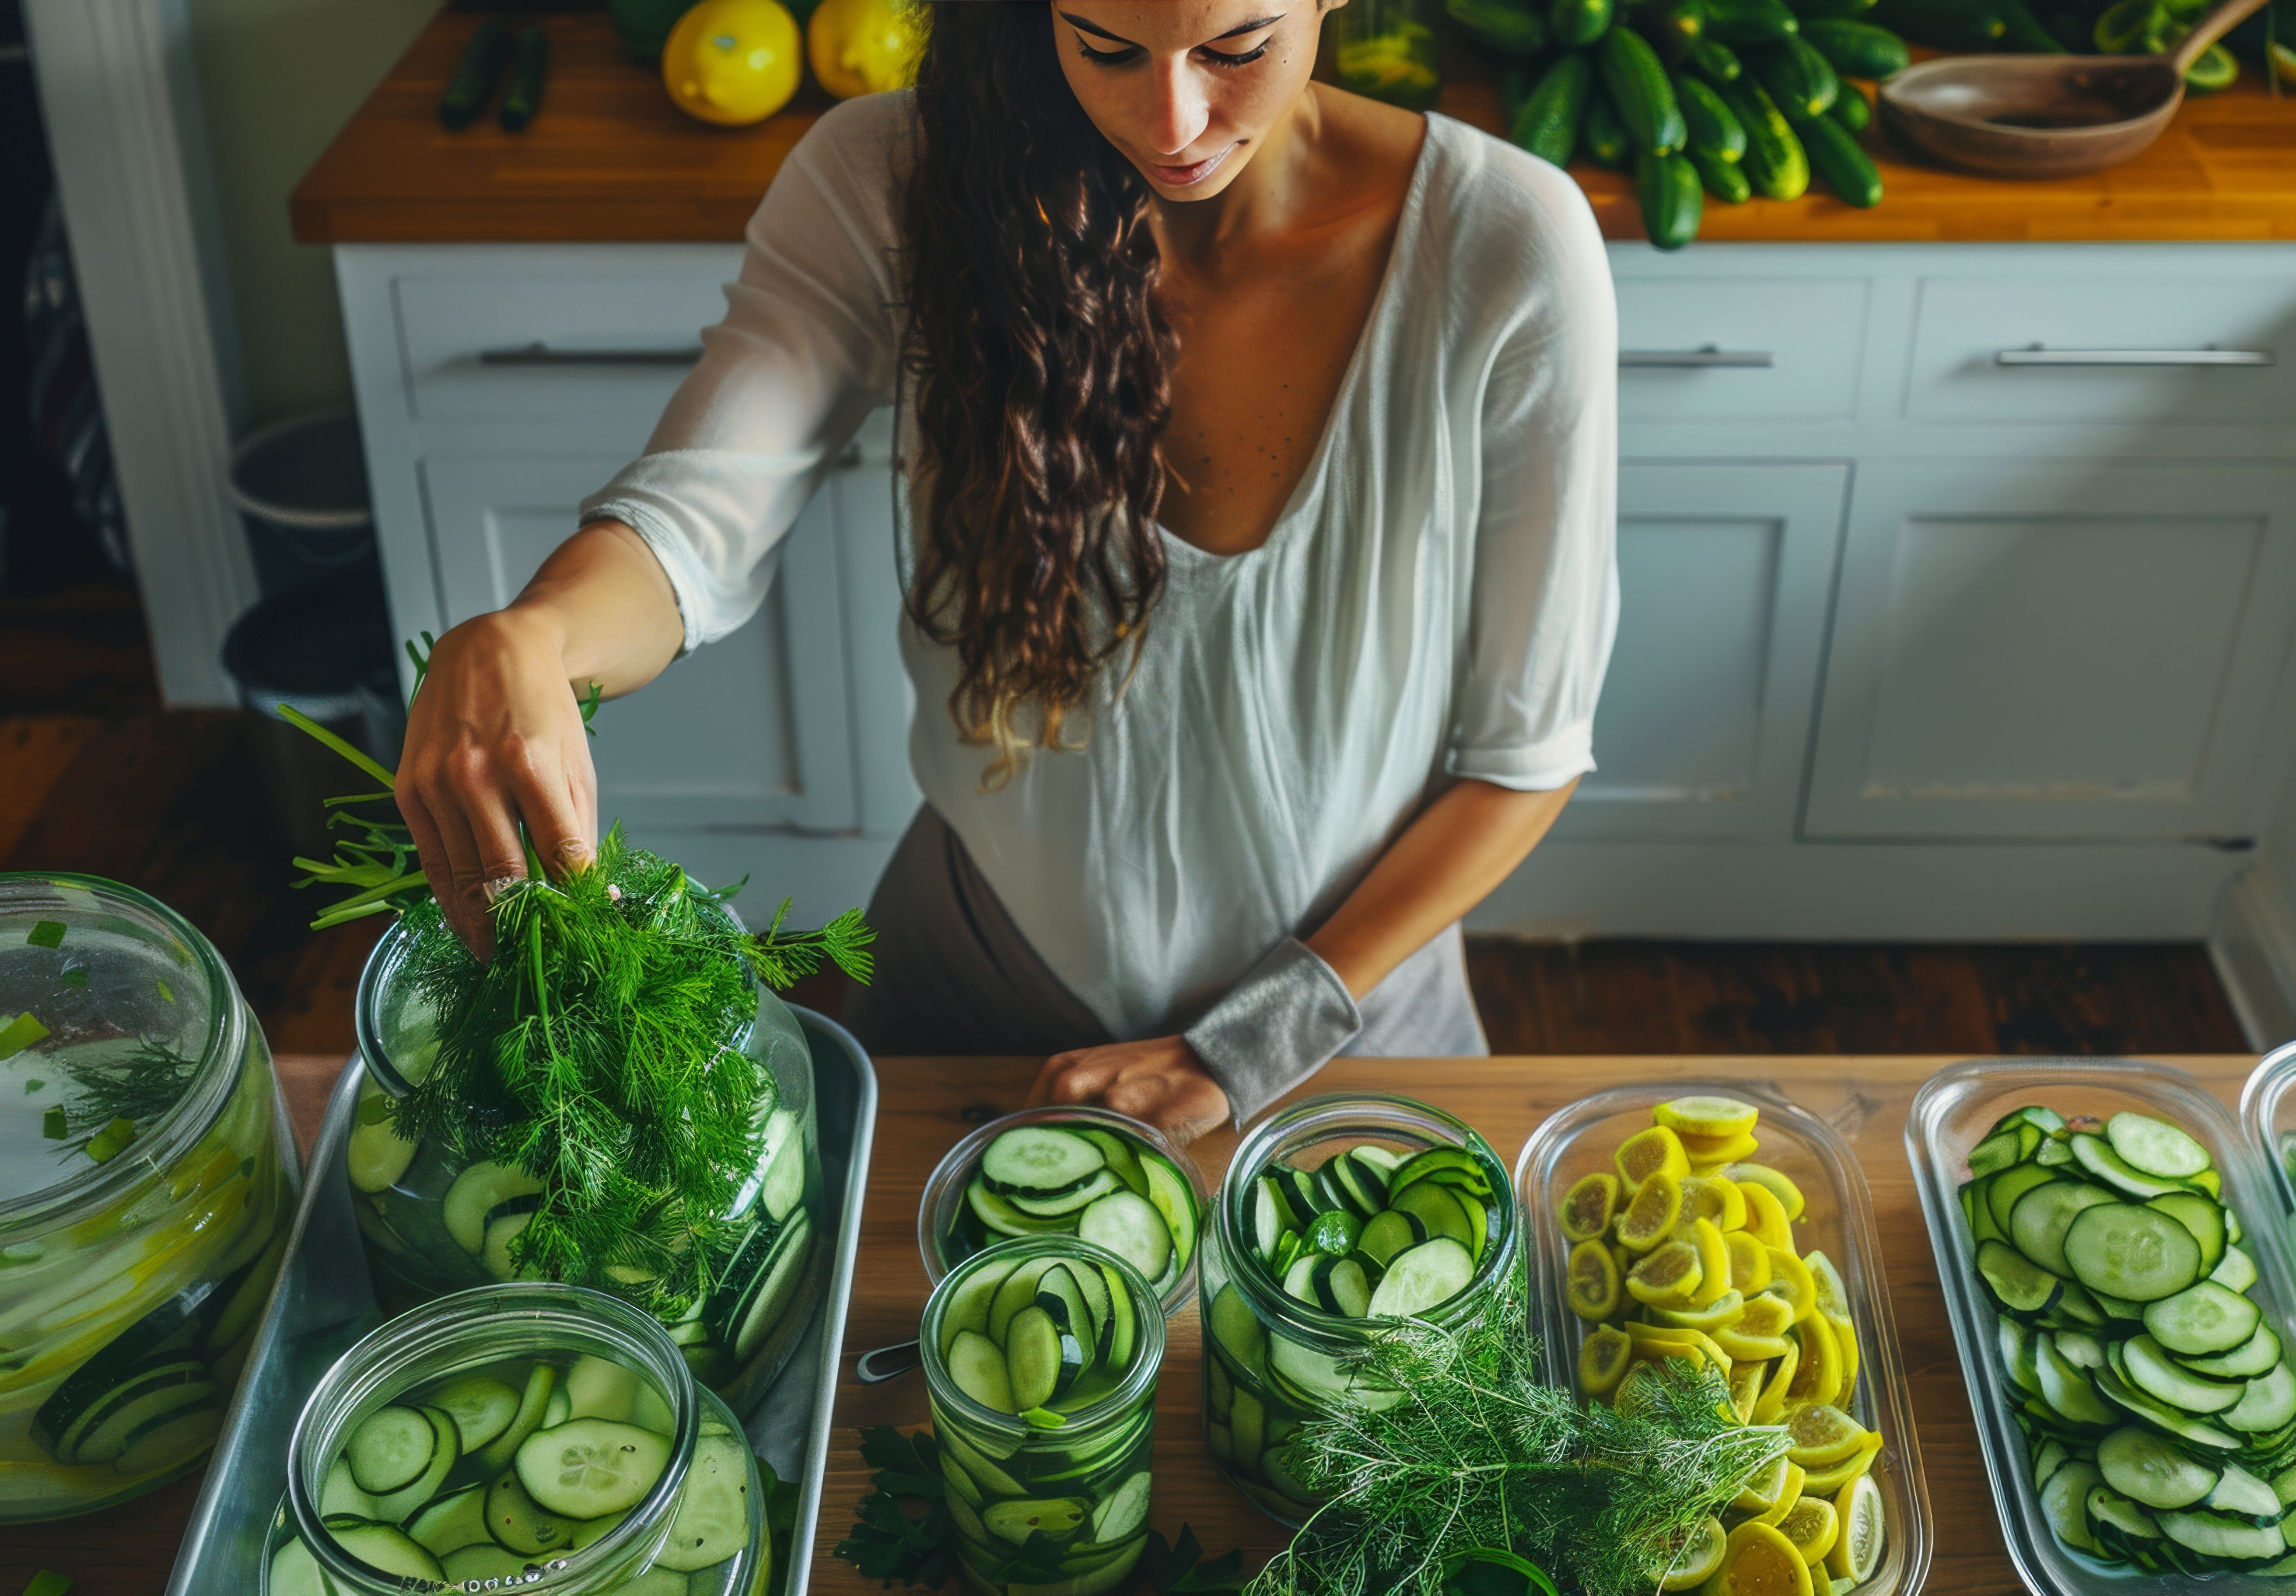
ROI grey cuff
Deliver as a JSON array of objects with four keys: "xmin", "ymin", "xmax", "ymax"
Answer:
[{"xmin": 1184, "ymin": 938, "xmax": 1363, "ymax": 1128}]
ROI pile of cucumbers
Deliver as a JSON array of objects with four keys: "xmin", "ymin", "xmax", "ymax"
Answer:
[
  {"xmin": 1868, "ymin": 0, "xmax": 2255, "ymax": 91},
  {"xmin": 1960, "ymin": 1103, "xmax": 2296, "ymax": 1575},
  {"xmin": 1450, "ymin": 0, "xmax": 1909, "ymax": 248}
]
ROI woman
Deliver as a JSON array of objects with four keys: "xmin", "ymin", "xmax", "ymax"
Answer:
[{"xmin": 394, "ymin": 0, "xmax": 1617, "ymax": 1144}]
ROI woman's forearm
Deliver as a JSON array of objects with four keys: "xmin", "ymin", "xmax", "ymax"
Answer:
[
  {"xmin": 1306, "ymin": 776, "xmax": 1579, "ymax": 998},
  {"xmin": 508, "ymin": 520, "xmax": 686, "ymax": 699}
]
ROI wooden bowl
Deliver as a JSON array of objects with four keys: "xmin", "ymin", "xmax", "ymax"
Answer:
[{"xmin": 1879, "ymin": 53, "xmax": 2184, "ymax": 178}]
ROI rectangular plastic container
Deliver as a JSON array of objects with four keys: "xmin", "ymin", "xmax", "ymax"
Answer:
[
  {"xmin": 2240, "ymin": 1041, "xmax": 2296, "ymax": 1227},
  {"xmin": 1907, "ymin": 1057, "xmax": 2296, "ymax": 1596},
  {"xmin": 165, "ymin": 1006, "xmax": 877, "ymax": 1596},
  {"xmin": 1517, "ymin": 1081, "xmax": 1933, "ymax": 1596}
]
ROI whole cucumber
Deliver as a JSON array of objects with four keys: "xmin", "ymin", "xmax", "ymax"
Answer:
[
  {"xmin": 1798, "ymin": 112, "xmax": 1883, "ymax": 206},
  {"xmin": 1511, "ymin": 51, "xmax": 1597, "ymax": 168},
  {"xmin": 1789, "ymin": 0, "xmax": 1877, "ymax": 16},
  {"xmin": 1872, "ymin": 0, "xmax": 2006, "ymax": 48},
  {"xmin": 1551, "ymin": 0, "xmax": 1618, "ymax": 47},
  {"xmin": 497, "ymin": 27, "xmax": 548, "ymax": 133},
  {"xmin": 1600, "ymin": 27, "xmax": 1690, "ymax": 154},
  {"xmin": 1829, "ymin": 81, "xmax": 1872, "ymax": 130},
  {"xmin": 1990, "ymin": 0, "xmax": 2071, "ymax": 49},
  {"xmin": 1692, "ymin": 147, "xmax": 1754, "ymax": 201},
  {"xmin": 1720, "ymin": 78, "xmax": 1810, "ymax": 199},
  {"xmin": 1632, "ymin": 0, "xmax": 1709, "ymax": 54},
  {"xmin": 1753, "ymin": 35, "xmax": 1841, "ymax": 117},
  {"xmin": 1583, "ymin": 82, "xmax": 1633, "ymax": 168},
  {"xmin": 1636, "ymin": 150, "xmax": 1704, "ymax": 250},
  {"xmin": 1704, "ymin": 0, "xmax": 1803, "ymax": 42},
  {"xmin": 439, "ymin": 18, "xmax": 513, "ymax": 130},
  {"xmin": 1799, "ymin": 17, "xmax": 1911, "ymax": 75},
  {"xmin": 1448, "ymin": 0, "xmax": 1553, "ymax": 56},
  {"xmin": 1687, "ymin": 35, "xmax": 1746, "ymax": 78},
  {"xmin": 1674, "ymin": 71, "xmax": 1747, "ymax": 161}
]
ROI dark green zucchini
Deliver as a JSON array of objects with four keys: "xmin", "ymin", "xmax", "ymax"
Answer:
[{"xmin": 1636, "ymin": 150, "xmax": 1704, "ymax": 250}]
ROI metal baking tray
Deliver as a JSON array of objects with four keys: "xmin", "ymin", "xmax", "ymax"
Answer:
[
  {"xmin": 1908, "ymin": 1057, "xmax": 2296, "ymax": 1596},
  {"xmin": 165, "ymin": 1005, "xmax": 878, "ymax": 1595}
]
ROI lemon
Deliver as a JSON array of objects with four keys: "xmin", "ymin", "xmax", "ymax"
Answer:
[
  {"xmin": 1729, "ymin": 1163, "xmax": 1806, "ymax": 1222},
  {"xmin": 1675, "ymin": 1174, "xmax": 1746, "ymax": 1237},
  {"xmin": 1764, "ymin": 1247, "xmax": 1817, "ymax": 1322},
  {"xmin": 663, "ymin": 0, "xmax": 803, "ymax": 126},
  {"xmin": 1785, "ymin": 1404, "xmax": 1867, "ymax": 1468},
  {"xmin": 1828, "ymin": 1474, "xmax": 1886, "ymax": 1582},
  {"xmin": 1803, "ymin": 1250, "xmax": 1851, "ymax": 1320},
  {"xmin": 1739, "ymin": 1183, "xmax": 1796, "ymax": 1251},
  {"xmin": 1752, "ymin": 1340, "xmax": 1801, "ymax": 1425},
  {"xmin": 1617, "ymin": 1125, "xmax": 1690, "ymax": 1192},
  {"xmin": 1726, "ymin": 1232, "xmax": 1772, "ymax": 1293},
  {"xmin": 1752, "ymin": 1462, "xmax": 1807, "ymax": 1528},
  {"xmin": 1776, "ymin": 1495, "xmax": 1840, "ymax": 1567},
  {"xmin": 1686, "ymin": 1218, "xmax": 1733, "ymax": 1308},
  {"xmin": 1655, "ymin": 1096, "xmax": 1760, "ymax": 1139},
  {"xmin": 1627, "ymin": 1239, "xmax": 1705, "ymax": 1308},
  {"xmin": 807, "ymin": 0, "xmax": 921, "ymax": 99},
  {"xmin": 1648, "ymin": 1290, "xmax": 1748, "ymax": 1333},
  {"xmin": 1782, "ymin": 1313, "xmax": 1843, "ymax": 1410},
  {"xmin": 1829, "ymin": 1312, "xmax": 1861, "ymax": 1407},
  {"xmin": 1661, "ymin": 1516, "xmax": 1728, "ymax": 1590},
  {"xmin": 1734, "ymin": 1292, "xmax": 1797, "ymax": 1341},
  {"xmin": 1617, "ymin": 1171, "xmax": 1685, "ymax": 1253},
  {"xmin": 1798, "ymin": 1432, "xmax": 1883, "ymax": 1495},
  {"xmin": 1559, "ymin": 1171, "xmax": 1620, "ymax": 1243},
  {"xmin": 1680, "ymin": 1129, "xmax": 1762, "ymax": 1170},
  {"xmin": 1578, "ymin": 1324, "xmax": 1633, "ymax": 1398},
  {"xmin": 1710, "ymin": 1519, "xmax": 1814, "ymax": 1596},
  {"xmin": 1567, "ymin": 1236, "xmax": 1622, "ymax": 1321},
  {"xmin": 1713, "ymin": 1317, "xmax": 1792, "ymax": 1363}
]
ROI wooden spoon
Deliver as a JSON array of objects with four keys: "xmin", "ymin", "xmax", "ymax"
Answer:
[{"xmin": 1878, "ymin": 0, "xmax": 2271, "ymax": 178}]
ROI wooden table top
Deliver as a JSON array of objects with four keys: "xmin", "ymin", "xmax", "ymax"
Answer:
[
  {"xmin": 293, "ymin": 10, "xmax": 2296, "ymax": 248},
  {"xmin": 6, "ymin": 1049, "xmax": 2259, "ymax": 1594}
]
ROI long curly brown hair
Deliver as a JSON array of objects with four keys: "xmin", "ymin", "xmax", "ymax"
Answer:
[{"xmin": 900, "ymin": 2, "xmax": 1176, "ymax": 785}]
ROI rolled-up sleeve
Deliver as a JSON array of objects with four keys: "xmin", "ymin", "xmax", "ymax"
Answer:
[
  {"xmin": 1446, "ymin": 157, "xmax": 1618, "ymax": 791},
  {"xmin": 580, "ymin": 94, "xmax": 908, "ymax": 653}
]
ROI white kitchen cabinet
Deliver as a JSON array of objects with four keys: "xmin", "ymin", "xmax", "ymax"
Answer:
[
  {"xmin": 1804, "ymin": 460, "xmax": 2296, "ymax": 843},
  {"xmin": 1556, "ymin": 462, "xmax": 1847, "ymax": 841}
]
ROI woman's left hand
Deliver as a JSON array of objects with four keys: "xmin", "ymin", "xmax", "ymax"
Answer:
[{"xmin": 1025, "ymin": 1036, "xmax": 1230, "ymax": 1144}]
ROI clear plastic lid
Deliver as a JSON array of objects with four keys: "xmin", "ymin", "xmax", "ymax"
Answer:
[
  {"xmin": 1516, "ymin": 1080, "xmax": 1933, "ymax": 1596},
  {"xmin": 1907, "ymin": 1057, "xmax": 2296, "ymax": 1596},
  {"xmin": 2239, "ymin": 1041, "xmax": 2296, "ymax": 1224}
]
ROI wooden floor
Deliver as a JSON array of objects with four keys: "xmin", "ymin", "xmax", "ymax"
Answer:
[{"xmin": 1, "ymin": 580, "xmax": 2253, "ymax": 1060}]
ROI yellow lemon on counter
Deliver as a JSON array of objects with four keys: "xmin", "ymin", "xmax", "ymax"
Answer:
[
  {"xmin": 808, "ymin": 0, "xmax": 921, "ymax": 98},
  {"xmin": 664, "ymin": 0, "xmax": 803, "ymax": 126}
]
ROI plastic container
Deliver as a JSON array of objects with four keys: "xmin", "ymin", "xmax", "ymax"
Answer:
[
  {"xmin": 919, "ymin": 1106, "xmax": 1207, "ymax": 1318},
  {"xmin": 1519, "ymin": 1081, "xmax": 1932, "ymax": 1596},
  {"xmin": 348, "ymin": 915, "xmax": 827, "ymax": 1417},
  {"xmin": 2239, "ymin": 1041, "xmax": 2296, "ymax": 1239},
  {"xmin": 265, "ymin": 1282, "xmax": 763, "ymax": 1596},
  {"xmin": 922, "ymin": 1236, "xmax": 1164, "ymax": 1596},
  {"xmin": 1200, "ymin": 1093, "xmax": 1519, "ymax": 1526},
  {"xmin": 1908, "ymin": 1057, "xmax": 2296, "ymax": 1596},
  {"xmin": 0, "ymin": 873, "xmax": 298, "ymax": 1522}
]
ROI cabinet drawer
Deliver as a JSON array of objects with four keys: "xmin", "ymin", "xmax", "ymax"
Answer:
[
  {"xmin": 1905, "ymin": 275, "xmax": 2296, "ymax": 424},
  {"xmin": 1614, "ymin": 276, "xmax": 1869, "ymax": 423},
  {"xmin": 392, "ymin": 266, "xmax": 738, "ymax": 424}
]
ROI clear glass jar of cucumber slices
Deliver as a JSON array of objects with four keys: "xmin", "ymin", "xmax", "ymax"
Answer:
[
  {"xmin": 1200, "ymin": 1093, "xmax": 1518, "ymax": 1525},
  {"xmin": 922, "ymin": 1236, "xmax": 1164, "ymax": 1596},
  {"xmin": 347, "ymin": 920, "xmax": 825, "ymax": 1416},
  {"xmin": 266, "ymin": 1283, "xmax": 763, "ymax": 1596},
  {"xmin": 0, "ymin": 873, "xmax": 296, "ymax": 1523},
  {"xmin": 922, "ymin": 1107, "xmax": 1206, "ymax": 1317}
]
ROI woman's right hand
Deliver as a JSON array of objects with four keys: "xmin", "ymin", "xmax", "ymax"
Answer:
[{"xmin": 395, "ymin": 606, "xmax": 599, "ymax": 961}]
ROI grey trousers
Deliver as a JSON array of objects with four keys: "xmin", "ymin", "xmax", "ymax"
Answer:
[{"xmin": 840, "ymin": 807, "xmax": 1489, "ymax": 1084}]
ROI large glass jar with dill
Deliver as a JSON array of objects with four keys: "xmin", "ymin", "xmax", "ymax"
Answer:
[
  {"xmin": 1198, "ymin": 1093, "xmax": 1517, "ymax": 1525},
  {"xmin": 0, "ymin": 873, "xmax": 297, "ymax": 1522},
  {"xmin": 346, "ymin": 835, "xmax": 858, "ymax": 1417}
]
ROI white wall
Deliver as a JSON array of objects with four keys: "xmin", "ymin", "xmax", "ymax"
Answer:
[{"xmin": 188, "ymin": 0, "xmax": 434, "ymax": 421}]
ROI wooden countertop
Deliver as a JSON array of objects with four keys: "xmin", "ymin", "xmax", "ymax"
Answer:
[
  {"xmin": 4, "ymin": 1050, "xmax": 2256, "ymax": 1594},
  {"xmin": 293, "ymin": 9, "xmax": 2296, "ymax": 247}
]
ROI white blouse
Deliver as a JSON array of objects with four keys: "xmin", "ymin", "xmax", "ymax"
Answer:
[{"xmin": 582, "ymin": 91, "xmax": 1619, "ymax": 1043}]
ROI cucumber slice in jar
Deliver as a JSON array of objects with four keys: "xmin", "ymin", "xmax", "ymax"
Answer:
[
  {"xmin": 1208, "ymin": 1285, "xmax": 1265, "ymax": 1377},
  {"xmin": 2008, "ymin": 1181, "xmax": 2118, "ymax": 1278},
  {"xmin": 968, "ymin": 1178, "xmax": 1074, "ymax": 1238},
  {"xmin": 1098, "ymin": 1262, "xmax": 1138, "ymax": 1372},
  {"xmin": 1009, "ymin": 1171, "xmax": 1125, "ymax": 1218},
  {"xmin": 982, "ymin": 1128, "xmax": 1107, "ymax": 1197},
  {"xmin": 1076, "ymin": 1192, "xmax": 1172, "ymax": 1284},
  {"xmin": 346, "ymin": 1085, "xmax": 420, "ymax": 1194},
  {"xmin": 2144, "ymin": 1191, "xmax": 2226, "ymax": 1274},
  {"xmin": 1004, "ymin": 1306, "xmax": 1082, "ymax": 1411},
  {"xmin": 328, "ymin": 1521, "xmax": 444, "ymax": 1581},
  {"xmin": 654, "ymin": 1431, "xmax": 753, "ymax": 1571},
  {"xmin": 2226, "ymin": 1362, "xmax": 2296, "ymax": 1434},
  {"xmin": 2202, "ymin": 1462, "xmax": 2280, "ymax": 1520},
  {"xmin": 2037, "ymin": 1336, "xmax": 2117, "ymax": 1426},
  {"xmin": 430, "ymin": 1376, "xmax": 520, "ymax": 1454},
  {"xmin": 2143, "ymin": 1282, "xmax": 2260, "ymax": 1356},
  {"xmin": 1356, "ymin": 1209, "xmax": 1430, "ymax": 1267},
  {"xmin": 2210, "ymin": 1245, "xmax": 2259, "ymax": 1295},
  {"xmin": 732, "ymin": 1210, "xmax": 815, "ymax": 1361},
  {"xmin": 514, "ymin": 1418, "xmax": 672, "ymax": 1520},
  {"xmin": 2039, "ymin": 1459, "xmax": 2105, "ymax": 1554},
  {"xmin": 2062, "ymin": 1204, "xmax": 2202, "ymax": 1303},
  {"xmin": 1077, "ymin": 1128, "xmax": 1149, "ymax": 1196},
  {"xmin": 474, "ymin": 1362, "xmax": 556, "ymax": 1476},
  {"xmin": 1366, "ymin": 1237, "xmax": 1475, "ymax": 1320},
  {"xmin": 407, "ymin": 1483, "xmax": 491, "ymax": 1556},
  {"xmin": 2068, "ymin": 1136, "xmax": 2189, "ymax": 1202},
  {"xmin": 2104, "ymin": 1113, "xmax": 2212, "ymax": 1181},
  {"xmin": 2097, "ymin": 1425, "xmax": 2217, "ymax": 1510},
  {"xmin": 2181, "ymin": 1323, "xmax": 2281, "ymax": 1379},
  {"xmin": 1092, "ymin": 1470, "xmax": 1152, "ymax": 1545},
  {"xmin": 759, "ymin": 1107, "xmax": 805, "ymax": 1222},
  {"xmin": 2159, "ymin": 1508, "xmax": 2287, "ymax": 1562},
  {"xmin": 268, "ymin": 1536, "xmax": 328, "ymax": 1596},
  {"xmin": 939, "ymin": 1258, "xmax": 1018, "ymax": 1358},
  {"xmin": 1977, "ymin": 1240, "xmax": 2062, "ymax": 1316},
  {"xmin": 2122, "ymin": 1335, "xmax": 2244, "ymax": 1414},
  {"xmin": 1139, "ymin": 1154, "xmax": 1198, "ymax": 1270},
  {"xmin": 441, "ymin": 1543, "xmax": 531, "ymax": 1582},
  {"xmin": 948, "ymin": 1329, "xmax": 1016, "ymax": 1414},
  {"xmin": 1988, "ymin": 1164, "xmax": 2060, "ymax": 1235},
  {"xmin": 564, "ymin": 1355, "xmax": 639, "ymax": 1423},
  {"xmin": 1250, "ymin": 1178, "xmax": 1292, "ymax": 1262},
  {"xmin": 441, "ymin": 1161, "xmax": 546, "ymax": 1256},
  {"xmin": 347, "ymin": 1404, "xmax": 450, "ymax": 1497}
]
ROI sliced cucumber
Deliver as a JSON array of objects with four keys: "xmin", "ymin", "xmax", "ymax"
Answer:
[
  {"xmin": 732, "ymin": 1210, "xmax": 814, "ymax": 1361},
  {"xmin": 514, "ymin": 1418, "xmax": 671, "ymax": 1520},
  {"xmin": 968, "ymin": 1177, "xmax": 1072, "ymax": 1238},
  {"xmin": 2106, "ymin": 1112, "xmax": 2212, "ymax": 1180},
  {"xmin": 1139, "ymin": 1154, "xmax": 1198, "ymax": 1270},
  {"xmin": 1978, "ymin": 1239, "xmax": 2063, "ymax": 1316},
  {"xmin": 1075, "ymin": 1192, "xmax": 1172, "ymax": 1284},
  {"xmin": 2062, "ymin": 1204, "xmax": 2202, "ymax": 1303},
  {"xmin": 2123, "ymin": 1335, "xmax": 2244, "ymax": 1415},
  {"xmin": 2145, "ymin": 1191, "xmax": 2226, "ymax": 1274},
  {"xmin": 654, "ymin": 1431, "xmax": 752, "ymax": 1571},
  {"xmin": 441, "ymin": 1160, "xmax": 545, "ymax": 1256},
  {"xmin": 475, "ymin": 1362, "xmax": 555, "ymax": 1476},
  {"xmin": 2008, "ymin": 1181, "xmax": 2118, "ymax": 1278},
  {"xmin": 2143, "ymin": 1282, "xmax": 2260, "ymax": 1357},
  {"xmin": 407, "ymin": 1484, "xmax": 490, "ymax": 1557},
  {"xmin": 348, "ymin": 1406, "xmax": 444, "ymax": 1495},
  {"xmin": 2202, "ymin": 1461, "xmax": 2280, "ymax": 1520},
  {"xmin": 2182, "ymin": 1324, "xmax": 2281, "ymax": 1379},
  {"xmin": 1009, "ymin": 1171, "xmax": 1124, "ymax": 1218},
  {"xmin": 983, "ymin": 1128, "xmax": 1106, "ymax": 1197},
  {"xmin": 759, "ymin": 1107, "xmax": 806, "ymax": 1222},
  {"xmin": 2211, "ymin": 1245, "xmax": 2259, "ymax": 1295},
  {"xmin": 2159, "ymin": 1508, "xmax": 2287, "ymax": 1561},
  {"xmin": 2037, "ymin": 1336, "xmax": 2116, "ymax": 1426},
  {"xmin": 2226, "ymin": 1362, "xmax": 2296, "ymax": 1435},
  {"xmin": 431, "ymin": 1376, "xmax": 520, "ymax": 1455},
  {"xmin": 2039, "ymin": 1458, "xmax": 2104, "ymax": 1553},
  {"xmin": 2097, "ymin": 1425, "xmax": 2216, "ymax": 1510},
  {"xmin": 1091, "ymin": 1470, "xmax": 1152, "ymax": 1544},
  {"xmin": 2069, "ymin": 1134, "xmax": 2189, "ymax": 1201},
  {"xmin": 1367, "ymin": 1237, "xmax": 1476, "ymax": 1320},
  {"xmin": 940, "ymin": 1257, "xmax": 1018, "ymax": 1358},
  {"xmin": 329, "ymin": 1521, "xmax": 444, "ymax": 1581}
]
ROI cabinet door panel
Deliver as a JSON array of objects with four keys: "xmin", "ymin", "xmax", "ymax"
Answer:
[
  {"xmin": 421, "ymin": 454, "xmax": 856, "ymax": 834},
  {"xmin": 1614, "ymin": 276, "xmax": 1870, "ymax": 424},
  {"xmin": 1556, "ymin": 463, "xmax": 1847, "ymax": 840},
  {"xmin": 1806, "ymin": 462, "xmax": 2296, "ymax": 839}
]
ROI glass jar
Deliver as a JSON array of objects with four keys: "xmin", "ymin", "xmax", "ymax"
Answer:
[
  {"xmin": 1199, "ymin": 1093, "xmax": 1519, "ymax": 1526},
  {"xmin": 349, "ymin": 917, "xmax": 826, "ymax": 1416},
  {"xmin": 922, "ymin": 1236, "xmax": 1163, "ymax": 1596},
  {"xmin": 0, "ymin": 873, "xmax": 295, "ymax": 1522},
  {"xmin": 267, "ymin": 1282, "xmax": 763, "ymax": 1596},
  {"xmin": 1330, "ymin": 0, "xmax": 1442, "ymax": 108},
  {"xmin": 918, "ymin": 1106, "xmax": 1208, "ymax": 1318}
]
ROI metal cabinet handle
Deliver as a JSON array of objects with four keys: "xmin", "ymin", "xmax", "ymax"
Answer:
[
  {"xmin": 1995, "ymin": 344, "xmax": 2274, "ymax": 368},
  {"xmin": 478, "ymin": 342, "xmax": 703, "ymax": 367},
  {"xmin": 1619, "ymin": 346, "xmax": 1774, "ymax": 368}
]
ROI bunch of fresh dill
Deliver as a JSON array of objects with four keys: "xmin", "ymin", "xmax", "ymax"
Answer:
[{"xmin": 1250, "ymin": 1272, "xmax": 1788, "ymax": 1596}]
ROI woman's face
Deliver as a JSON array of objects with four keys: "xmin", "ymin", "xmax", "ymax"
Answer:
[{"xmin": 1049, "ymin": 2, "xmax": 1334, "ymax": 200}]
